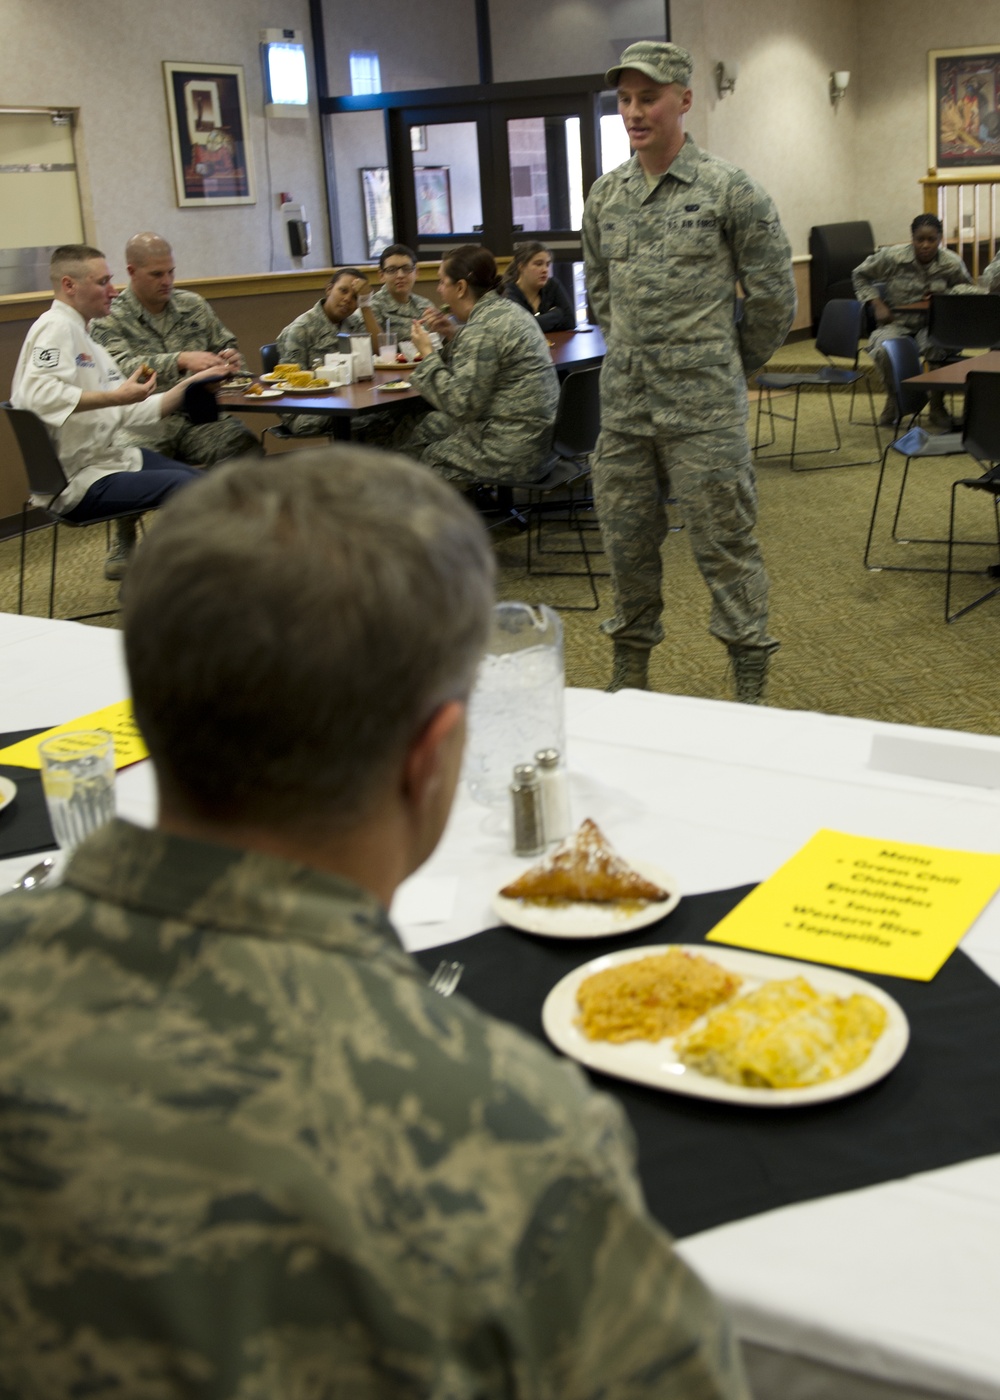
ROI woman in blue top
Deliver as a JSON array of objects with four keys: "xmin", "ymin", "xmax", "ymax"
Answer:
[{"xmin": 502, "ymin": 241, "xmax": 576, "ymax": 331}]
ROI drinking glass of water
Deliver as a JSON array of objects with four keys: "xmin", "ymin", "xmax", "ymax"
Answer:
[{"xmin": 38, "ymin": 730, "xmax": 116, "ymax": 851}]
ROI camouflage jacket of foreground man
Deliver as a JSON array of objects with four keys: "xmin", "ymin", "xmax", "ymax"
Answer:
[
  {"xmin": 0, "ymin": 819, "xmax": 748, "ymax": 1400},
  {"xmin": 582, "ymin": 137, "xmax": 795, "ymax": 437}
]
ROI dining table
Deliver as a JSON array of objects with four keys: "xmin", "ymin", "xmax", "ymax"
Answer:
[
  {"xmin": 215, "ymin": 327, "xmax": 608, "ymax": 440},
  {"xmin": 903, "ymin": 348, "xmax": 1000, "ymax": 388},
  {"xmin": 3, "ymin": 608, "xmax": 1000, "ymax": 1400}
]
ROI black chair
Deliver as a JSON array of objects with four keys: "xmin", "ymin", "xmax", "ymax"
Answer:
[
  {"xmin": 945, "ymin": 371, "xmax": 1000, "ymax": 622},
  {"xmin": 3, "ymin": 402, "xmax": 140, "ymax": 621},
  {"xmin": 480, "ymin": 368, "xmax": 603, "ymax": 611},
  {"xmin": 259, "ymin": 341, "xmax": 332, "ymax": 446},
  {"xmin": 754, "ymin": 299, "xmax": 880, "ymax": 470},
  {"xmin": 808, "ymin": 221, "xmax": 875, "ymax": 331},
  {"xmin": 927, "ymin": 294, "xmax": 1000, "ymax": 357},
  {"xmin": 863, "ymin": 337, "xmax": 974, "ymax": 574}
]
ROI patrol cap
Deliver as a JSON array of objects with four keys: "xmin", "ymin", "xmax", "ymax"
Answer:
[{"xmin": 606, "ymin": 41, "xmax": 693, "ymax": 89}]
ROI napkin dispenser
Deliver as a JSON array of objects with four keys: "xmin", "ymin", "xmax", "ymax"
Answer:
[
  {"xmin": 321, "ymin": 353, "xmax": 354, "ymax": 386},
  {"xmin": 336, "ymin": 332, "xmax": 373, "ymax": 381}
]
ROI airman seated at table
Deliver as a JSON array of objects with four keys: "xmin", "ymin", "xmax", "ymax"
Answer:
[
  {"xmin": 11, "ymin": 243, "xmax": 222, "ymax": 580},
  {"xmin": 344, "ymin": 242, "xmax": 434, "ymax": 342},
  {"xmin": 402, "ymin": 244, "xmax": 559, "ymax": 485},
  {"xmin": 0, "ymin": 448, "xmax": 747, "ymax": 1398},
  {"xmin": 90, "ymin": 231, "xmax": 261, "ymax": 464},
  {"xmin": 852, "ymin": 214, "xmax": 972, "ymax": 430},
  {"xmin": 275, "ymin": 268, "xmax": 380, "ymax": 436}
]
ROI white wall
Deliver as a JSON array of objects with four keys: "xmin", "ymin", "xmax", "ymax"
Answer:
[
  {"xmin": 490, "ymin": 0, "xmax": 666, "ymax": 83},
  {"xmin": 0, "ymin": 0, "xmax": 330, "ymax": 281},
  {"xmin": 673, "ymin": 0, "xmax": 861, "ymax": 255}
]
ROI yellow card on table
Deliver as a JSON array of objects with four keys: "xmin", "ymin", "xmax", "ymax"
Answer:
[
  {"xmin": 0, "ymin": 700, "xmax": 147, "ymax": 772},
  {"xmin": 707, "ymin": 828, "xmax": 1000, "ymax": 981}
]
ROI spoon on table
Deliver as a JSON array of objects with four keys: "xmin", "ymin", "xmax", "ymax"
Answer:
[{"xmin": 10, "ymin": 856, "xmax": 56, "ymax": 892}]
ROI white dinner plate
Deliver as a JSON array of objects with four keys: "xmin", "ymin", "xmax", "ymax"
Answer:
[
  {"xmin": 380, "ymin": 379, "xmax": 412, "ymax": 391},
  {"xmin": 374, "ymin": 357, "xmax": 423, "ymax": 370},
  {"xmin": 245, "ymin": 387, "xmax": 284, "ymax": 399},
  {"xmin": 542, "ymin": 944, "xmax": 909, "ymax": 1108},
  {"xmin": 282, "ymin": 384, "xmax": 338, "ymax": 394},
  {"xmin": 493, "ymin": 860, "xmax": 680, "ymax": 939},
  {"xmin": 0, "ymin": 775, "xmax": 17, "ymax": 814}
]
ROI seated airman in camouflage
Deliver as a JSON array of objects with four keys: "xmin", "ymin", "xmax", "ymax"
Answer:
[
  {"xmin": 344, "ymin": 242, "xmax": 434, "ymax": 341},
  {"xmin": 0, "ymin": 448, "xmax": 749, "ymax": 1400},
  {"xmin": 852, "ymin": 214, "xmax": 972, "ymax": 431},
  {"xmin": 275, "ymin": 267, "xmax": 374, "ymax": 435},
  {"xmin": 90, "ymin": 231, "xmax": 260, "ymax": 463}
]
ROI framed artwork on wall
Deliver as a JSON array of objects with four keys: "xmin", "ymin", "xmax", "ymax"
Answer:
[
  {"xmin": 929, "ymin": 46, "xmax": 1000, "ymax": 175},
  {"xmin": 163, "ymin": 61, "xmax": 256, "ymax": 206},
  {"xmin": 414, "ymin": 166, "xmax": 452, "ymax": 235},
  {"xmin": 361, "ymin": 167, "xmax": 394, "ymax": 260}
]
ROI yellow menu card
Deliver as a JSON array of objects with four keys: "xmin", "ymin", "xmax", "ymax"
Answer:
[
  {"xmin": 707, "ymin": 828, "xmax": 1000, "ymax": 981},
  {"xmin": 0, "ymin": 700, "xmax": 148, "ymax": 771}
]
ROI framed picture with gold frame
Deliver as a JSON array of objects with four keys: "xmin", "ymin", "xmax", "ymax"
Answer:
[
  {"xmin": 929, "ymin": 46, "xmax": 1000, "ymax": 176},
  {"xmin": 163, "ymin": 61, "xmax": 256, "ymax": 206}
]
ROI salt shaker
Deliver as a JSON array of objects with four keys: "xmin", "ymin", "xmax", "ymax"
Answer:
[
  {"xmin": 534, "ymin": 748, "xmax": 571, "ymax": 843},
  {"xmin": 510, "ymin": 763, "xmax": 546, "ymax": 857}
]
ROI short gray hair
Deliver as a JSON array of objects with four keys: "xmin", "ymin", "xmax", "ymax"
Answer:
[{"xmin": 124, "ymin": 448, "xmax": 495, "ymax": 828}]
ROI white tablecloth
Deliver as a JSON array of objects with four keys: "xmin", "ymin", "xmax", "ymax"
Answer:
[{"xmin": 2, "ymin": 611, "xmax": 999, "ymax": 1400}]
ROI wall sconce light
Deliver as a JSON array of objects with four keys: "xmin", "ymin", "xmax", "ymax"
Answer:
[
  {"xmin": 715, "ymin": 61, "xmax": 738, "ymax": 99},
  {"xmin": 830, "ymin": 70, "xmax": 850, "ymax": 107}
]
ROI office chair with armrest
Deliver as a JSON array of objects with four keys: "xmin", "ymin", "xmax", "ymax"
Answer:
[
  {"xmin": 754, "ymin": 299, "xmax": 881, "ymax": 470},
  {"xmin": 945, "ymin": 371, "xmax": 1000, "ymax": 622},
  {"xmin": 3, "ymin": 402, "xmax": 140, "ymax": 621},
  {"xmin": 259, "ymin": 342, "xmax": 333, "ymax": 446},
  {"xmin": 863, "ymin": 337, "xmax": 977, "ymax": 574},
  {"xmin": 808, "ymin": 221, "xmax": 876, "ymax": 331}
]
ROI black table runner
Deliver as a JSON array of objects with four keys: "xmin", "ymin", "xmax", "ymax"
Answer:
[
  {"xmin": 415, "ymin": 886, "xmax": 1000, "ymax": 1238},
  {"xmin": 0, "ymin": 728, "xmax": 58, "ymax": 860}
]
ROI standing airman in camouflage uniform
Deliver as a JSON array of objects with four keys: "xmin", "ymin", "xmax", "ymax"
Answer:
[
  {"xmin": 852, "ymin": 213, "xmax": 972, "ymax": 430},
  {"xmin": 275, "ymin": 267, "xmax": 373, "ymax": 435},
  {"xmin": 0, "ymin": 450, "xmax": 749, "ymax": 1399},
  {"xmin": 90, "ymin": 232, "xmax": 260, "ymax": 465},
  {"xmin": 406, "ymin": 245, "xmax": 559, "ymax": 484},
  {"xmin": 583, "ymin": 43, "xmax": 795, "ymax": 703}
]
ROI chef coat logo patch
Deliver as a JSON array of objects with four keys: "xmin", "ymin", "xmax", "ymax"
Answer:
[
  {"xmin": 76, "ymin": 352, "xmax": 94, "ymax": 367},
  {"xmin": 32, "ymin": 347, "xmax": 59, "ymax": 369}
]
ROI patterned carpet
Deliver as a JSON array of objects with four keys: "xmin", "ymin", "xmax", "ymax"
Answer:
[{"xmin": 3, "ymin": 383, "xmax": 998, "ymax": 737}]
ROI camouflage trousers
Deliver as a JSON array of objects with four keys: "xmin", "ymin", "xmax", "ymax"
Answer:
[
  {"xmin": 867, "ymin": 322, "xmax": 949, "ymax": 367},
  {"xmin": 591, "ymin": 424, "xmax": 778, "ymax": 653},
  {"xmin": 139, "ymin": 412, "xmax": 261, "ymax": 466}
]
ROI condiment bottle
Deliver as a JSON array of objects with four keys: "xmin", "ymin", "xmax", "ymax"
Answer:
[
  {"xmin": 534, "ymin": 747, "xmax": 571, "ymax": 843},
  {"xmin": 510, "ymin": 763, "xmax": 546, "ymax": 856}
]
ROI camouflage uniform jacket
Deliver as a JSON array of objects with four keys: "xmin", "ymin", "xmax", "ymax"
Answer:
[
  {"xmin": 275, "ymin": 298, "xmax": 352, "ymax": 370},
  {"xmin": 852, "ymin": 243, "xmax": 972, "ymax": 333},
  {"xmin": 408, "ymin": 291, "xmax": 559, "ymax": 477},
  {"xmin": 582, "ymin": 138, "xmax": 795, "ymax": 437},
  {"xmin": 345, "ymin": 285, "xmax": 434, "ymax": 342},
  {"xmin": 982, "ymin": 252, "xmax": 1000, "ymax": 292},
  {"xmin": 0, "ymin": 818, "xmax": 747, "ymax": 1400},
  {"xmin": 90, "ymin": 287, "xmax": 243, "ymax": 390}
]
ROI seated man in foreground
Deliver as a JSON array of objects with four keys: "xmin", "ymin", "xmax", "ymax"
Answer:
[
  {"xmin": 12, "ymin": 242, "xmax": 222, "ymax": 579},
  {"xmin": 0, "ymin": 449, "xmax": 748, "ymax": 1399},
  {"xmin": 90, "ymin": 230, "xmax": 259, "ymax": 465}
]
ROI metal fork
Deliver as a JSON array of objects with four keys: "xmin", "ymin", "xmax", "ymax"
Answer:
[{"xmin": 428, "ymin": 959, "xmax": 463, "ymax": 997}]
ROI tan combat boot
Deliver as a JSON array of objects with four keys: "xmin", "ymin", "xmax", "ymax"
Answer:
[
  {"xmin": 729, "ymin": 646, "xmax": 771, "ymax": 705},
  {"xmin": 605, "ymin": 643, "xmax": 650, "ymax": 693},
  {"xmin": 104, "ymin": 517, "xmax": 139, "ymax": 582}
]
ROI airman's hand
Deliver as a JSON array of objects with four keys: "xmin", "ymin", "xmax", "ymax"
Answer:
[
  {"xmin": 114, "ymin": 365, "xmax": 157, "ymax": 403},
  {"xmin": 177, "ymin": 350, "xmax": 230, "ymax": 372}
]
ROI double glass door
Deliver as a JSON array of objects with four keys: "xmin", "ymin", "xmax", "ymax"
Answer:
[{"xmin": 385, "ymin": 94, "xmax": 599, "ymax": 310}]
